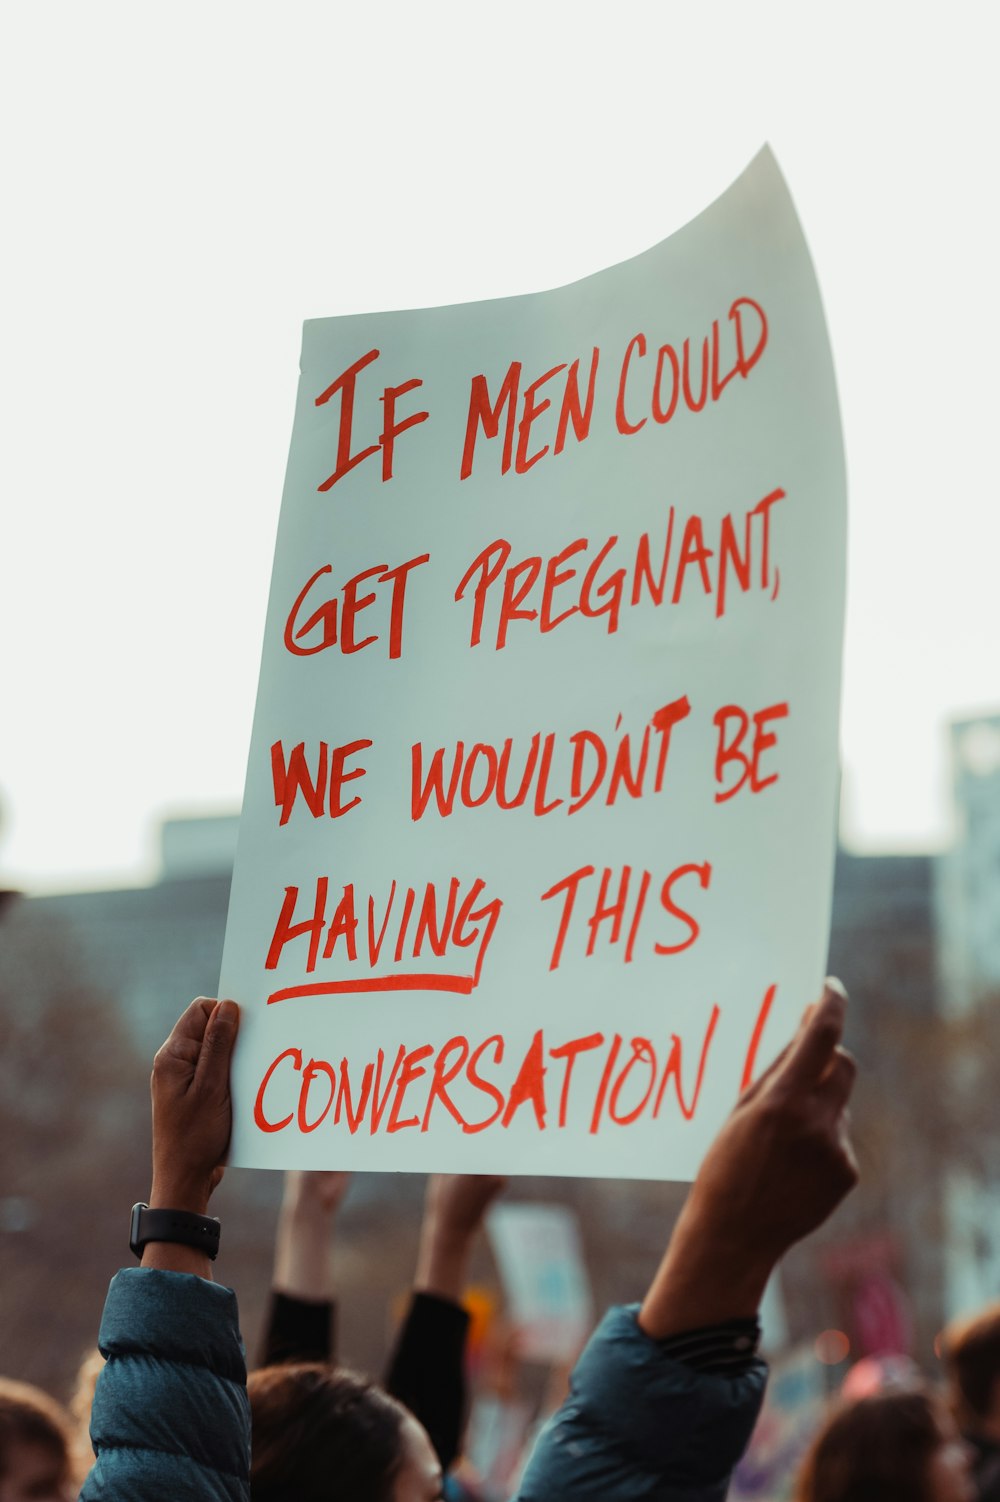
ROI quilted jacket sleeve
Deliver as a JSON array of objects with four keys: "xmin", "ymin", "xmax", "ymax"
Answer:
[
  {"xmin": 79, "ymin": 1267, "xmax": 251, "ymax": 1502},
  {"xmin": 513, "ymin": 1305, "xmax": 768, "ymax": 1502}
]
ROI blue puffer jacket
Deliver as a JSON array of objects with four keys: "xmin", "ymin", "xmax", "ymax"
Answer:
[
  {"xmin": 80, "ymin": 1271, "xmax": 764, "ymax": 1502},
  {"xmin": 80, "ymin": 1268, "xmax": 250, "ymax": 1501},
  {"xmin": 514, "ymin": 1305, "xmax": 768, "ymax": 1501}
]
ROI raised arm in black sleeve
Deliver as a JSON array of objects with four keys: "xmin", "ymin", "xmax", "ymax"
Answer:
[
  {"xmin": 383, "ymin": 1291, "xmax": 470, "ymax": 1471},
  {"xmin": 258, "ymin": 1290, "xmax": 337, "ymax": 1367}
]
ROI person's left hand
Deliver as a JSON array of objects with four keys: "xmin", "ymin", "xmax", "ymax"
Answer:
[
  {"xmin": 282, "ymin": 1169, "xmax": 353, "ymax": 1219},
  {"xmin": 424, "ymin": 1174, "xmax": 508, "ymax": 1243},
  {"xmin": 150, "ymin": 996, "xmax": 240, "ymax": 1214},
  {"xmin": 415, "ymin": 1174, "xmax": 508, "ymax": 1302}
]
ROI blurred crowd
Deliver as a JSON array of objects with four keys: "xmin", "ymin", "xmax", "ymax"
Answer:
[{"xmin": 3, "ymin": 982, "xmax": 998, "ymax": 1501}]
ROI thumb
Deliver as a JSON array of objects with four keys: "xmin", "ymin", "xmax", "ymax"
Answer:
[
  {"xmin": 779, "ymin": 980, "xmax": 847, "ymax": 1091},
  {"xmin": 193, "ymin": 999, "xmax": 240, "ymax": 1096}
]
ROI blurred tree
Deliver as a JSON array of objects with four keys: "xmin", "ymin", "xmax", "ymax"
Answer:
[{"xmin": 0, "ymin": 896, "xmax": 149, "ymax": 1399}]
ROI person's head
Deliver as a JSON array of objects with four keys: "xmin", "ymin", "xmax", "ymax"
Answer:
[
  {"xmin": 795, "ymin": 1388, "xmax": 974, "ymax": 1502},
  {"xmin": 248, "ymin": 1364, "xmax": 442, "ymax": 1502},
  {"xmin": 66, "ymin": 1347, "xmax": 104, "ymax": 1489},
  {"xmin": 940, "ymin": 1302, "xmax": 1000, "ymax": 1438},
  {"xmin": 0, "ymin": 1379, "xmax": 73, "ymax": 1502}
]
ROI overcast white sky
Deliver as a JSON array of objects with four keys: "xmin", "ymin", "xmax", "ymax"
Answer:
[{"xmin": 2, "ymin": 1, "xmax": 997, "ymax": 894}]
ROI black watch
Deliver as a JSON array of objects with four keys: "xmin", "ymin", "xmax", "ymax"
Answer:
[{"xmin": 129, "ymin": 1202, "xmax": 221, "ymax": 1262}]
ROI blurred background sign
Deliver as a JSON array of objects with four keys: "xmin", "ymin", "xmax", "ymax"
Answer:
[{"xmin": 487, "ymin": 1202, "xmax": 593, "ymax": 1363}]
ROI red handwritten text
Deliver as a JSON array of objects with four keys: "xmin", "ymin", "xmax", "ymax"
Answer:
[
  {"xmin": 713, "ymin": 702, "xmax": 789, "ymax": 802},
  {"xmin": 284, "ymin": 553, "xmax": 429, "ymax": 659},
  {"xmin": 271, "ymin": 738, "xmax": 372, "ymax": 826},
  {"xmin": 540, "ymin": 860, "xmax": 713, "ymax": 970},
  {"xmin": 410, "ymin": 696, "xmax": 691, "ymax": 821},
  {"xmin": 264, "ymin": 875, "xmax": 502, "ymax": 997},
  {"xmin": 615, "ymin": 297, "xmax": 768, "ymax": 436},
  {"xmin": 459, "ymin": 297, "xmax": 767, "ymax": 479},
  {"xmin": 314, "ymin": 349, "xmax": 429, "ymax": 490},
  {"xmin": 460, "ymin": 349, "xmax": 600, "ymax": 479},
  {"xmin": 251, "ymin": 1001, "xmax": 753, "ymax": 1138},
  {"xmin": 454, "ymin": 490, "xmax": 784, "ymax": 650}
]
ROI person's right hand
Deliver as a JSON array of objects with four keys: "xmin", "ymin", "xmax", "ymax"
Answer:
[
  {"xmin": 688, "ymin": 977, "xmax": 858, "ymax": 1262},
  {"xmin": 150, "ymin": 996, "xmax": 240, "ymax": 1216},
  {"xmin": 639, "ymin": 979, "xmax": 857, "ymax": 1337}
]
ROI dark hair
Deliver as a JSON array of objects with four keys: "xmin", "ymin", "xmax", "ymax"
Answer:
[
  {"xmin": 0, "ymin": 1377, "xmax": 71, "ymax": 1478},
  {"xmin": 795, "ymin": 1389, "xmax": 949, "ymax": 1502},
  {"xmin": 249, "ymin": 1363, "xmax": 408, "ymax": 1502},
  {"xmin": 940, "ymin": 1302, "xmax": 1000, "ymax": 1425}
]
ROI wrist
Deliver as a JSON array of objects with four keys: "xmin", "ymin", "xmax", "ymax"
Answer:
[
  {"xmin": 279, "ymin": 1193, "xmax": 337, "ymax": 1230},
  {"xmin": 649, "ymin": 1253, "xmax": 772, "ymax": 1320},
  {"xmin": 141, "ymin": 1242, "xmax": 213, "ymax": 1278},
  {"xmin": 675, "ymin": 1192, "xmax": 778, "ymax": 1275},
  {"xmin": 149, "ymin": 1175, "xmax": 214, "ymax": 1217},
  {"xmin": 638, "ymin": 1207, "xmax": 775, "ymax": 1339},
  {"xmin": 272, "ymin": 1237, "xmax": 334, "ymax": 1302},
  {"xmin": 131, "ymin": 1200, "xmax": 220, "ymax": 1282},
  {"xmin": 421, "ymin": 1217, "xmax": 473, "ymax": 1258},
  {"xmin": 414, "ymin": 1228, "xmax": 472, "ymax": 1302}
]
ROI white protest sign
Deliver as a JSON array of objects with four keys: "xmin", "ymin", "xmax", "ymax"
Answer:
[
  {"xmin": 487, "ymin": 1202, "xmax": 593, "ymax": 1363},
  {"xmin": 220, "ymin": 145, "xmax": 845, "ymax": 1179}
]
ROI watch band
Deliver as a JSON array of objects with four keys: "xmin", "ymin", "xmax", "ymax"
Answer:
[{"xmin": 130, "ymin": 1202, "xmax": 221, "ymax": 1261}]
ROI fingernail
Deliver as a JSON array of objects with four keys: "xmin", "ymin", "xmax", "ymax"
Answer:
[
  {"xmin": 824, "ymin": 976, "xmax": 847, "ymax": 1001},
  {"xmin": 216, "ymin": 999, "xmax": 239, "ymax": 1027}
]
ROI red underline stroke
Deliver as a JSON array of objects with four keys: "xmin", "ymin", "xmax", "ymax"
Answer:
[{"xmin": 267, "ymin": 973, "xmax": 475, "ymax": 1004}]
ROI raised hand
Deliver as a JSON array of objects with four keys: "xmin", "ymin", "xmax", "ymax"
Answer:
[
  {"xmin": 142, "ymin": 996, "xmax": 239, "ymax": 1277},
  {"xmin": 282, "ymin": 1169, "xmax": 353, "ymax": 1218},
  {"xmin": 150, "ymin": 996, "xmax": 240, "ymax": 1216},
  {"xmin": 273, "ymin": 1170, "xmax": 353, "ymax": 1300},
  {"xmin": 640, "ymin": 979, "xmax": 857, "ymax": 1338},
  {"xmin": 415, "ymin": 1173, "xmax": 508, "ymax": 1302}
]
